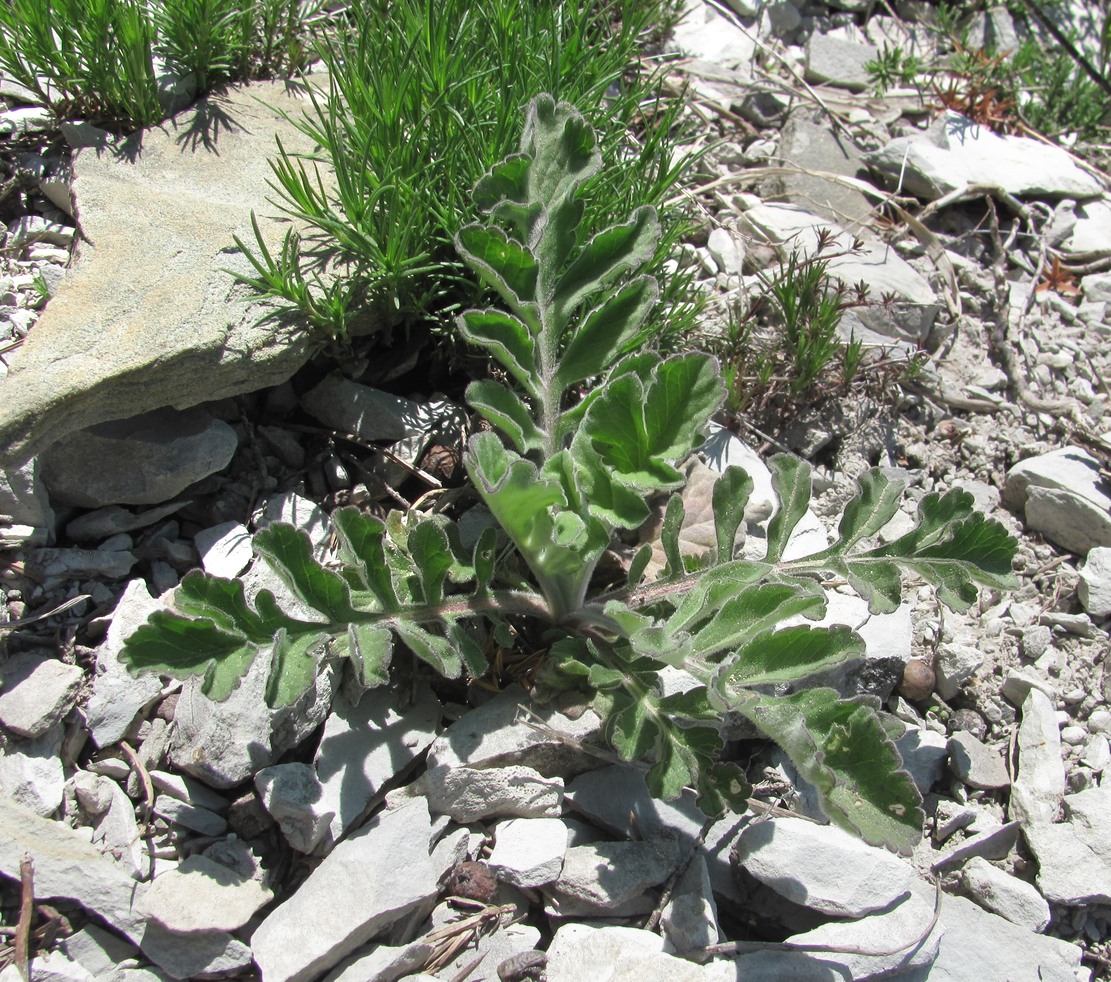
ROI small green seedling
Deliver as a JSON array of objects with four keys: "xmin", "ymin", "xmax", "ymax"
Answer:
[{"xmin": 121, "ymin": 96, "xmax": 1018, "ymax": 854}]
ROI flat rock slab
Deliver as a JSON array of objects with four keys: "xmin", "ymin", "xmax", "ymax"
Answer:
[
  {"xmin": 251, "ymin": 799, "xmax": 439, "ymax": 982},
  {"xmin": 0, "ymin": 650, "xmax": 84, "ymax": 737},
  {"xmin": 0, "ymin": 797, "xmax": 149, "ymax": 945},
  {"xmin": 1024, "ymin": 785, "xmax": 1111, "ymax": 905},
  {"xmin": 0, "ymin": 76, "xmax": 382, "ymax": 466},
  {"xmin": 867, "ymin": 110, "xmax": 1104, "ymax": 201},
  {"xmin": 138, "ymin": 854, "xmax": 272, "ymax": 932},
  {"xmin": 732, "ymin": 817, "xmax": 916, "ymax": 917}
]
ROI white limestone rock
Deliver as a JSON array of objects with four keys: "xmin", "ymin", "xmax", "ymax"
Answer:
[
  {"xmin": 732, "ymin": 817, "xmax": 916, "ymax": 917},
  {"xmin": 426, "ymin": 684, "xmax": 599, "ymax": 777},
  {"xmin": 0, "ymin": 797, "xmax": 149, "ymax": 944},
  {"xmin": 423, "ymin": 763, "xmax": 563, "ymax": 822},
  {"xmin": 137, "ymin": 922, "xmax": 253, "ymax": 981},
  {"xmin": 194, "ymin": 521, "xmax": 253, "ymax": 578},
  {"xmin": 804, "ymin": 34, "xmax": 878, "ymax": 91},
  {"xmin": 1024, "ymin": 785, "xmax": 1111, "ymax": 905},
  {"xmin": 0, "ymin": 723, "xmax": 65, "ymax": 816},
  {"xmin": 136, "ymin": 854, "xmax": 273, "ymax": 933},
  {"xmin": 544, "ymin": 839, "xmax": 677, "ymax": 917},
  {"xmin": 255, "ymin": 762, "xmax": 333, "ymax": 853},
  {"xmin": 959, "ymin": 857, "xmax": 1050, "ymax": 932},
  {"xmin": 669, "ymin": 0, "xmax": 757, "ymax": 74},
  {"xmin": 1009, "ymin": 689, "xmax": 1065, "ymax": 826},
  {"xmin": 1078, "ymin": 546, "xmax": 1111, "ymax": 617},
  {"xmin": 1003, "ymin": 446, "xmax": 1111, "ymax": 554},
  {"xmin": 251, "ymin": 799, "xmax": 439, "ymax": 982},
  {"xmin": 935, "ymin": 642, "xmax": 984, "ymax": 700},
  {"xmin": 867, "ymin": 111, "xmax": 1104, "ymax": 201},
  {"xmin": 0, "ymin": 651, "xmax": 83, "ymax": 738},
  {"xmin": 661, "ymin": 853, "xmax": 722, "ymax": 954},
  {"xmin": 487, "ymin": 817, "xmax": 568, "ymax": 889},
  {"xmin": 313, "ymin": 684, "xmax": 440, "ymax": 847}
]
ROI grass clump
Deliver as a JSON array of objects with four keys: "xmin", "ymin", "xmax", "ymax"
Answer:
[
  {"xmin": 236, "ymin": 0, "xmax": 701, "ymax": 348},
  {"xmin": 0, "ymin": 0, "xmax": 319, "ymax": 129}
]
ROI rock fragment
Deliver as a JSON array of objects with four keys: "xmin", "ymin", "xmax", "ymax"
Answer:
[
  {"xmin": 137, "ymin": 855, "xmax": 273, "ymax": 933},
  {"xmin": 545, "ymin": 839, "xmax": 677, "ymax": 917},
  {"xmin": 732, "ymin": 818, "xmax": 916, "ymax": 917},
  {"xmin": 0, "ymin": 651, "xmax": 83, "ymax": 737},
  {"xmin": 948, "ymin": 731, "xmax": 1010, "ymax": 790},
  {"xmin": 804, "ymin": 34, "xmax": 878, "ymax": 91},
  {"xmin": 251, "ymin": 800, "xmax": 439, "ymax": 982},
  {"xmin": 1009, "ymin": 688, "xmax": 1065, "ymax": 825},
  {"xmin": 37, "ymin": 407, "xmax": 237, "ymax": 508},
  {"xmin": 423, "ymin": 764, "xmax": 563, "ymax": 822},
  {"xmin": 194, "ymin": 521, "xmax": 253, "ymax": 578},
  {"xmin": 1078, "ymin": 546, "xmax": 1111, "ymax": 617},
  {"xmin": 1024, "ymin": 785, "xmax": 1111, "ymax": 905},
  {"xmin": 487, "ymin": 817, "xmax": 568, "ymax": 888},
  {"xmin": 0, "ymin": 724, "xmax": 65, "ymax": 816},
  {"xmin": 959, "ymin": 857, "xmax": 1050, "ymax": 932}
]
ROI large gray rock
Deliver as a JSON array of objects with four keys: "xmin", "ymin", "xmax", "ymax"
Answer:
[
  {"xmin": 804, "ymin": 34, "xmax": 878, "ymax": 91},
  {"xmin": 732, "ymin": 817, "xmax": 916, "ymax": 917},
  {"xmin": 313, "ymin": 684, "xmax": 440, "ymax": 847},
  {"xmin": 1004, "ymin": 446, "xmax": 1111, "ymax": 554},
  {"xmin": 732, "ymin": 891, "xmax": 942, "ymax": 979},
  {"xmin": 0, "ymin": 458, "xmax": 53, "ymax": 537},
  {"xmin": 900, "ymin": 887, "xmax": 1083, "ymax": 982},
  {"xmin": 38, "ymin": 407, "xmax": 237, "ymax": 507},
  {"xmin": 0, "ymin": 77, "xmax": 384, "ymax": 466},
  {"xmin": 0, "ymin": 651, "xmax": 83, "ymax": 737},
  {"xmin": 487, "ymin": 817, "xmax": 568, "ymax": 888},
  {"xmin": 251, "ymin": 799, "xmax": 439, "ymax": 982},
  {"xmin": 669, "ymin": 0, "xmax": 757, "ymax": 74},
  {"xmin": 1024, "ymin": 785, "xmax": 1111, "ymax": 905},
  {"xmin": 137, "ymin": 854, "xmax": 272, "ymax": 933},
  {"xmin": 867, "ymin": 111, "xmax": 1104, "ymax": 201},
  {"xmin": 423, "ymin": 763, "xmax": 563, "ymax": 822},
  {"xmin": 545, "ymin": 838, "xmax": 677, "ymax": 917},
  {"xmin": 85, "ymin": 580, "xmax": 167, "ymax": 747},
  {"xmin": 0, "ymin": 797, "xmax": 149, "ymax": 944},
  {"xmin": 959, "ymin": 856, "xmax": 1050, "ymax": 931},
  {"xmin": 136, "ymin": 923, "xmax": 253, "ymax": 981},
  {"xmin": 546, "ymin": 923, "xmax": 732, "ymax": 982},
  {"xmin": 765, "ymin": 111, "xmax": 874, "ymax": 226},
  {"xmin": 0, "ymin": 723, "xmax": 65, "ymax": 816}
]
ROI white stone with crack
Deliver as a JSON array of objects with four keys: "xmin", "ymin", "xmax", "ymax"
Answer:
[
  {"xmin": 959, "ymin": 856, "xmax": 1050, "ymax": 932},
  {"xmin": 423, "ymin": 763, "xmax": 563, "ymax": 822},
  {"xmin": 1009, "ymin": 688, "xmax": 1065, "ymax": 826},
  {"xmin": 487, "ymin": 817, "xmax": 568, "ymax": 888}
]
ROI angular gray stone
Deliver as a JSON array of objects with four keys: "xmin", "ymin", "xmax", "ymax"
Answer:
[
  {"xmin": 766, "ymin": 111, "xmax": 873, "ymax": 226},
  {"xmin": 733, "ymin": 818, "xmax": 916, "ymax": 917},
  {"xmin": 487, "ymin": 817, "xmax": 568, "ymax": 889},
  {"xmin": 322, "ymin": 941, "xmax": 433, "ymax": 982},
  {"xmin": 898, "ymin": 887, "xmax": 1081, "ymax": 982},
  {"xmin": 0, "ymin": 796, "xmax": 149, "ymax": 944},
  {"xmin": 0, "ymin": 723, "xmax": 65, "ymax": 816},
  {"xmin": 91, "ymin": 780, "xmax": 149, "ymax": 879},
  {"xmin": 0, "ymin": 651, "xmax": 83, "ymax": 737},
  {"xmin": 545, "ymin": 839, "xmax": 677, "ymax": 917},
  {"xmin": 1004, "ymin": 446, "xmax": 1111, "ymax": 554},
  {"xmin": 251, "ymin": 799, "xmax": 439, "ymax": 982},
  {"xmin": 0, "ymin": 458, "xmax": 53, "ymax": 533},
  {"xmin": 660, "ymin": 853, "xmax": 722, "ymax": 954},
  {"xmin": 895, "ymin": 727, "xmax": 948, "ymax": 793},
  {"xmin": 1024, "ymin": 785, "xmax": 1111, "ymax": 905},
  {"xmin": 26, "ymin": 546, "xmax": 137, "ymax": 583},
  {"xmin": 1079, "ymin": 546, "xmax": 1111, "ymax": 617},
  {"xmin": 255, "ymin": 762, "xmax": 333, "ymax": 853},
  {"xmin": 426, "ymin": 684, "xmax": 600, "ymax": 777},
  {"xmin": 148, "ymin": 769, "xmax": 229, "ymax": 813},
  {"xmin": 931, "ymin": 821, "xmax": 1021, "ymax": 874},
  {"xmin": 1009, "ymin": 689, "xmax": 1065, "ymax": 826},
  {"xmin": 300, "ymin": 374, "xmax": 427, "ymax": 442},
  {"xmin": 59, "ymin": 924, "xmax": 138, "ymax": 978},
  {"xmin": 959, "ymin": 856, "xmax": 1050, "ymax": 932},
  {"xmin": 804, "ymin": 34, "xmax": 878, "ymax": 91},
  {"xmin": 545, "ymin": 924, "xmax": 723, "ymax": 982},
  {"xmin": 137, "ymin": 922, "xmax": 253, "ymax": 981},
  {"xmin": 37, "ymin": 407, "xmax": 237, "ymax": 508},
  {"xmin": 935, "ymin": 642, "xmax": 983, "ymax": 700},
  {"xmin": 423, "ymin": 763, "xmax": 563, "ymax": 822},
  {"xmin": 0, "ymin": 77, "xmax": 385, "ymax": 467},
  {"xmin": 169, "ymin": 645, "xmax": 335, "ymax": 789},
  {"xmin": 669, "ymin": 0, "xmax": 757, "ymax": 73},
  {"xmin": 948, "ymin": 731, "xmax": 1010, "ymax": 790},
  {"xmin": 313, "ymin": 684, "xmax": 440, "ymax": 847},
  {"xmin": 65, "ymin": 501, "xmax": 186, "ymax": 543},
  {"xmin": 867, "ymin": 111, "xmax": 1104, "ymax": 201},
  {"xmin": 706, "ymin": 227, "xmax": 743, "ymax": 276},
  {"xmin": 85, "ymin": 580, "xmax": 166, "ymax": 748},
  {"xmin": 137, "ymin": 855, "xmax": 273, "ymax": 933},
  {"xmin": 152, "ymin": 795, "xmax": 228, "ymax": 837}
]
